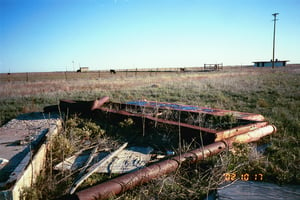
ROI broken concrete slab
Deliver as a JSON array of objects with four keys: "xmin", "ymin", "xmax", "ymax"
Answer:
[
  {"xmin": 95, "ymin": 146, "xmax": 153, "ymax": 174},
  {"xmin": 54, "ymin": 146, "xmax": 154, "ymax": 174},
  {"xmin": 0, "ymin": 112, "xmax": 61, "ymax": 200},
  {"xmin": 0, "ymin": 112, "xmax": 60, "ymax": 164},
  {"xmin": 54, "ymin": 148, "xmax": 94, "ymax": 172},
  {"xmin": 70, "ymin": 143, "xmax": 128, "ymax": 194}
]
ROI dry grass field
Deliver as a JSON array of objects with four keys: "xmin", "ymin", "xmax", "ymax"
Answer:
[{"xmin": 1, "ymin": 65, "xmax": 299, "ymax": 199}]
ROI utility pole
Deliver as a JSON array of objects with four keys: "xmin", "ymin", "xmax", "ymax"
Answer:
[{"xmin": 272, "ymin": 13, "xmax": 279, "ymax": 69}]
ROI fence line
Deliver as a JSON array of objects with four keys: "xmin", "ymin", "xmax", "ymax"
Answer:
[{"xmin": 0, "ymin": 66, "xmax": 227, "ymax": 82}]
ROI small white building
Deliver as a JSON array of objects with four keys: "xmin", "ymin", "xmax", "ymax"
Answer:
[
  {"xmin": 77, "ymin": 67, "xmax": 89, "ymax": 72},
  {"xmin": 253, "ymin": 60, "xmax": 288, "ymax": 67}
]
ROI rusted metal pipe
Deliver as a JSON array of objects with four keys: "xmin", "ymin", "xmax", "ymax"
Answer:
[
  {"xmin": 215, "ymin": 122, "xmax": 269, "ymax": 141},
  {"xmin": 58, "ymin": 96, "xmax": 110, "ymax": 114},
  {"xmin": 225, "ymin": 125, "xmax": 276, "ymax": 146},
  {"xmin": 74, "ymin": 124, "xmax": 276, "ymax": 200},
  {"xmin": 74, "ymin": 142, "xmax": 226, "ymax": 200},
  {"xmin": 91, "ymin": 96, "xmax": 110, "ymax": 111}
]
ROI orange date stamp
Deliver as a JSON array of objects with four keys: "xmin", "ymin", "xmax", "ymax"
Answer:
[{"xmin": 223, "ymin": 173, "xmax": 264, "ymax": 181}]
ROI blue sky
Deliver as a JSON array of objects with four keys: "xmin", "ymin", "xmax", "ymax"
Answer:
[{"xmin": 0, "ymin": 0, "xmax": 299, "ymax": 73}]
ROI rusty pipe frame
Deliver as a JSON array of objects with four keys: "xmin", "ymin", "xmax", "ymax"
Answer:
[
  {"xmin": 124, "ymin": 100, "xmax": 266, "ymax": 121},
  {"xmin": 73, "ymin": 125, "xmax": 276, "ymax": 200},
  {"xmin": 59, "ymin": 97, "xmax": 271, "ymax": 143},
  {"xmin": 97, "ymin": 105, "xmax": 270, "ymax": 139},
  {"xmin": 92, "ymin": 98, "xmax": 272, "ymax": 142}
]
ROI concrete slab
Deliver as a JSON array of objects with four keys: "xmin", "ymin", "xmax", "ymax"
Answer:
[{"xmin": 0, "ymin": 112, "xmax": 61, "ymax": 196}]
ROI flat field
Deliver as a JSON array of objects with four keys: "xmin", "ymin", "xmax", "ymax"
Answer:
[{"xmin": 0, "ymin": 65, "xmax": 299, "ymax": 199}]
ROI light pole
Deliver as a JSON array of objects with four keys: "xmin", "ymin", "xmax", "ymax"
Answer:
[{"xmin": 272, "ymin": 13, "xmax": 279, "ymax": 69}]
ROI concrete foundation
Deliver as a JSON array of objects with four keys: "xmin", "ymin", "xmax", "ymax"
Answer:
[{"xmin": 0, "ymin": 112, "xmax": 61, "ymax": 200}]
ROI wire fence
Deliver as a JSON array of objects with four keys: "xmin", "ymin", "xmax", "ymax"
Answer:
[{"xmin": 0, "ymin": 67, "xmax": 219, "ymax": 82}]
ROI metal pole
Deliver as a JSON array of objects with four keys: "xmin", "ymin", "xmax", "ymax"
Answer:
[{"xmin": 272, "ymin": 13, "xmax": 279, "ymax": 69}]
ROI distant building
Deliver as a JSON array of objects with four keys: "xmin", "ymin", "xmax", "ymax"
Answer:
[
  {"xmin": 253, "ymin": 60, "xmax": 288, "ymax": 67},
  {"xmin": 77, "ymin": 67, "xmax": 89, "ymax": 72},
  {"xmin": 204, "ymin": 63, "xmax": 223, "ymax": 71}
]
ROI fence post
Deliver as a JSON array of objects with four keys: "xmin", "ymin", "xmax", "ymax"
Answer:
[{"xmin": 7, "ymin": 73, "xmax": 11, "ymax": 82}]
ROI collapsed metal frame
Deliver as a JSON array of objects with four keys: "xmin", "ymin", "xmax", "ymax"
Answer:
[
  {"xmin": 58, "ymin": 96, "xmax": 276, "ymax": 200},
  {"xmin": 70, "ymin": 96, "xmax": 272, "ymax": 142}
]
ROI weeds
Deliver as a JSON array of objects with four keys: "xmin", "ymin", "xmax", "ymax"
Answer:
[
  {"xmin": 20, "ymin": 115, "xmax": 111, "ymax": 200},
  {"xmin": 50, "ymin": 134, "xmax": 75, "ymax": 165}
]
